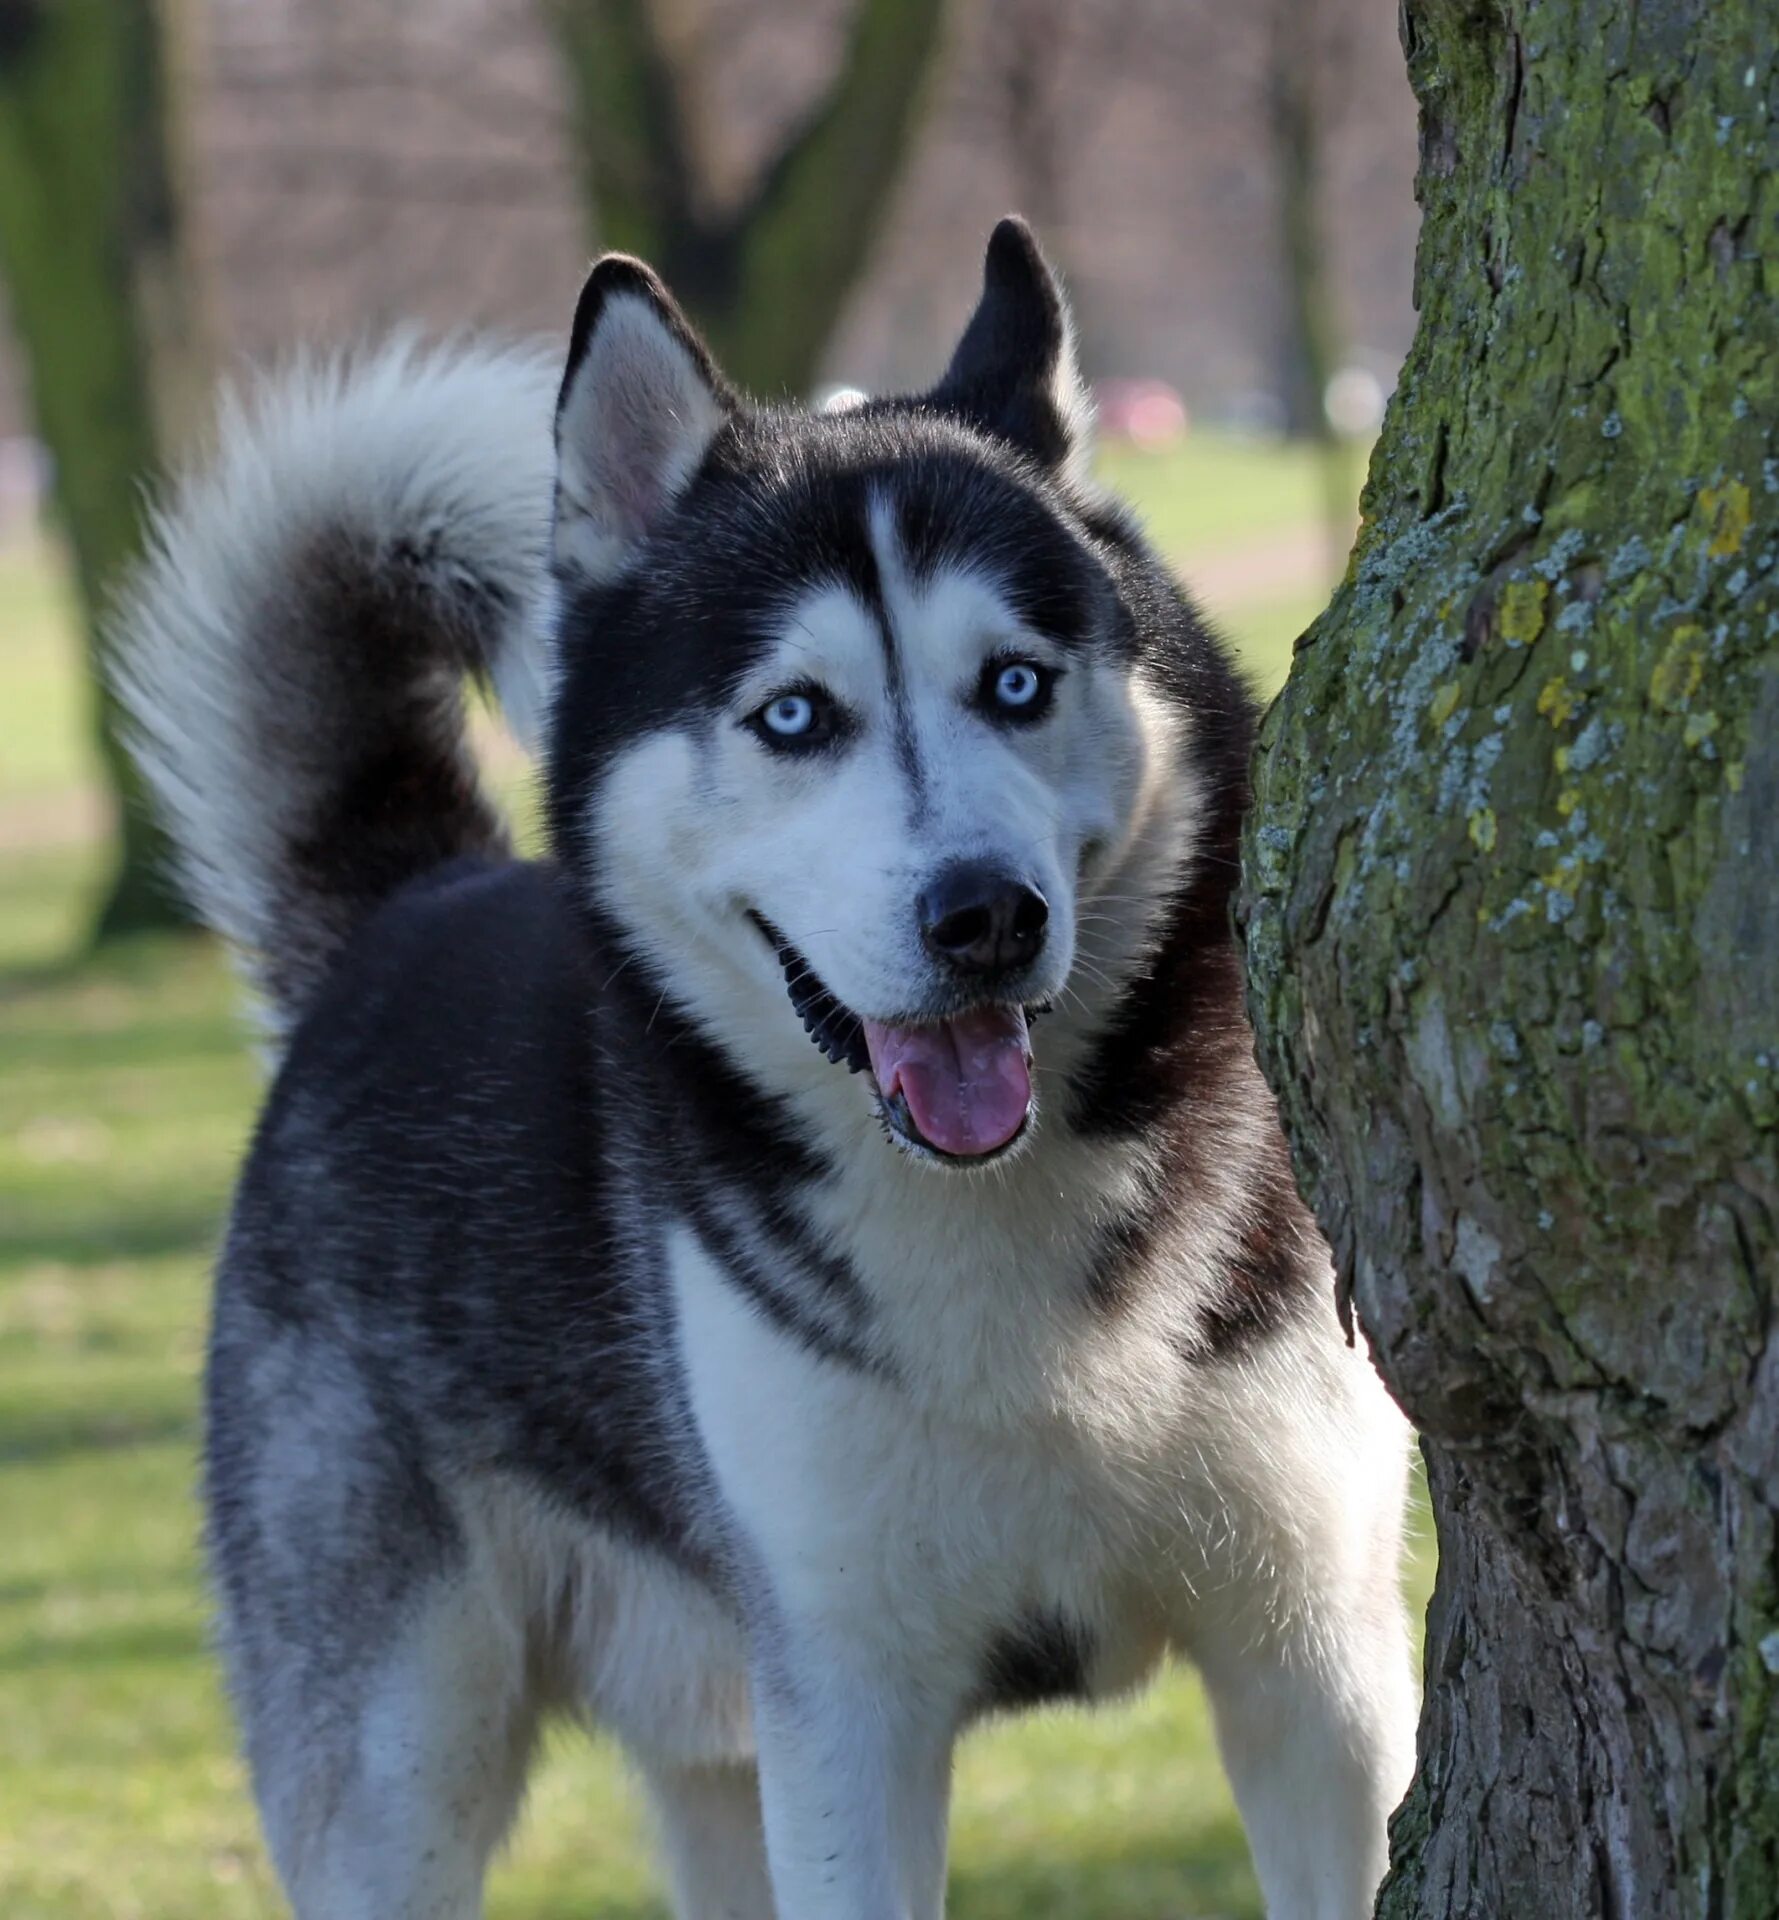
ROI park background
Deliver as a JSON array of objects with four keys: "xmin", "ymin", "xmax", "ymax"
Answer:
[{"xmin": 1, "ymin": 3, "xmax": 1433, "ymax": 1914}]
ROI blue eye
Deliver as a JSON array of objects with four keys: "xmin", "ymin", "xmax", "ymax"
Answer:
[
  {"xmin": 764, "ymin": 694, "xmax": 815, "ymax": 736},
  {"xmin": 982, "ymin": 658, "xmax": 1055, "ymax": 722},
  {"xmin": 995, "ymin": 664, "xmax": 1042, "ymax": 707},
  {"xmin": 749, "ymin": 686, "xmax": 845, "ymax": 751}
]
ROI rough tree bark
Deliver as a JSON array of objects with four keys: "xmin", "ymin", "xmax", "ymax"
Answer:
[
  {"xmin": 1238, "ymin": 2, "xmax": 1776, "ymax": 1915},
  {"xmin": 547, "ymin": 0, "xmax": 944, "ymax": 396},
  {"xmin": 0, "ymin": 0, "xmax": 205, "ymax": 940}
]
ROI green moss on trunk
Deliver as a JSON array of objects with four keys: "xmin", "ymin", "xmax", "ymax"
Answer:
[
  {"xmin": 0, "ymin": 0, "xmax": 201, "ymax": 939},
  {"xmin": 1239, "ymin": 1, "xmax": 1778, "ymax": 1912}
]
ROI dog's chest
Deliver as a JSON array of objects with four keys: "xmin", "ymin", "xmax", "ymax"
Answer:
[
  {"xmin": 790, "ymin": 1123, "xmax": 1186, "ymax": 1407},
  {"xmin": 669, "ymin": 1220, "xmax": 1194, "ymax": 1710}
]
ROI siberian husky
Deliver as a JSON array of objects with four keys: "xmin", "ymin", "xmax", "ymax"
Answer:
[{"xmin": 117, "ymin": 219, "xmax": 1416, "ymax": 1919}]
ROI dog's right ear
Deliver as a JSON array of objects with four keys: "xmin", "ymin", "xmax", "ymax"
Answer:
[{"xmin": 552, "ymin": 256, "xmax": 735, "ymax": 584}]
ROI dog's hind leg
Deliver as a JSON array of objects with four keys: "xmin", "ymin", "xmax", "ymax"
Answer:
[
  {"xmin": 245, "ymin": 1571, "xmax": 541, "ymax": 1920},
  {"xmin": 639, "ymin": 1757, "xmax": 777, "ymax": 1920}
]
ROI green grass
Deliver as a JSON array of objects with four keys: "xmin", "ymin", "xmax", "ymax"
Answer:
[
  {"xmin": 1098, "ymin": 434, "xmax": 1365, "ymax": 561},
  {"xmin": 0, "ymin": 549, "xmax": 87, "ymax": 803},
  {"xmin": 0, "ymin": 438, "xmax": 1411, "ymax": 1918}
]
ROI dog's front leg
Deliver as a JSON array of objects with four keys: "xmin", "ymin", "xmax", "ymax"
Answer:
[
  {"xmin": 1190, "ymin": 1599, "xmax": 1416, "ymax": 1920},
  {"xmin": 750, "ymin": 1632, "xmax": 952, "ymax": 1920}
]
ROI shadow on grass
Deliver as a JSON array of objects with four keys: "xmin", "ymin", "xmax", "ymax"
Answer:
[
  {"xmin": 0, "ymin": 1563, "xmax": 196, "ymax": 1610},
  {"xmin": 948, "ymin": 1833, "xmax": 1256, "ymax": 1920},
  {"xmin": 508, "ymin": 1829, "xmax": 1258, "ymax": 1920},
  {"xmin": 0, "ymin": 1405, "xmax": 195, "ymax": 1467},
  {"xmin": 0, "ymin": 1200, "xmax": 223, "ymax": 1270},
  {"xmin": 0, "ymin": 920, "xmax": 209, "ymax": 993},
  {"xmin": 0, "ymin": 1006, "xmax": 249, "ymax": 1076},
  {"xmin": 0, "ymin": 1615, "xmax": 206, "ymax": 1675},
  {"xmin": 0, "ymin": 965, "xmax": 248, "ymax": 1079}
]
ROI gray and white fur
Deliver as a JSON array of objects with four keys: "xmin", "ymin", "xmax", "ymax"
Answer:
[{"xmin": 115, "ymin": 220, "xmax": 1416, "ymax": 1920}]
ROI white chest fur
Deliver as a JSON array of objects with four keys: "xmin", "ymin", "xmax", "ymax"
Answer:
[{"xmin": 665, "ymin": 1215, "xmax": 1326, "ymax": 1719}]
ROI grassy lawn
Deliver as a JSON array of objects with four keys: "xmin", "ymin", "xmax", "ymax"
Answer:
[
  {"xmin": 1097, "ymin": 435, "xmax": 1365, "ymax": 569},
  {"xmin": 0, "ymin": 437, "xmax": 1422, "ymax": 1919}
]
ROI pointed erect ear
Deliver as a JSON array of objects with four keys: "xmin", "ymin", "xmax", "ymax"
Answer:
[
  {"xmin": 928, "ymin": 217, "xmax": 1093, "ymax": 479},
  {"xmin": 552, "ymin": 255, "xmax": 735, "ymax": 583}
]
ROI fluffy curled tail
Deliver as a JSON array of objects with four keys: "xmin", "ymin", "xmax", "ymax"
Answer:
[{"xmin": 112, "ymin": 337, "xmax": 557, "ymax": 1030}]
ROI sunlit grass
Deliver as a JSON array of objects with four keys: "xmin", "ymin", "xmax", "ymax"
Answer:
[
  {"xmin": 0, "ymin": 438, "xmax": 1407, "ymax": 1919},
  {"xmin": 1099, "ymin": 434, "xmax": 1365, "ymax": 562},
  {"xmin": 0, "ymin": 547, "xmax": 86, "ymax": 802}
]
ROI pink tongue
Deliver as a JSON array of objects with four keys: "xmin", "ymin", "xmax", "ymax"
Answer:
[{"xmin": 861, "ymin": 1005, "xmax": 1033, "ymax": 1158}]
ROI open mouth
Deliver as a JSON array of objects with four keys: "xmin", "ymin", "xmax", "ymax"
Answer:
[{"xmin": 752, "ymin": 916, "xmax": 1035, "ymax": 1164}]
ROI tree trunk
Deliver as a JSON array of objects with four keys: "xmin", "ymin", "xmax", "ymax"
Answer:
[
  {"xmin": 0, "ymin": 0, "xmax": 205, "ymax": 940},
  {"xmin": 548, "ymin": 0, "xmax": 945, "ymax": 396},
  {"xmin": 1238, "ymin": 2, "xmax": 1777, "ymax": 1915}
]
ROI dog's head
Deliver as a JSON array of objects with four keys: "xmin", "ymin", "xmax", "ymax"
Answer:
[{"xmin": 546, "ymin": 220, "xmax": 1225, "ymax": 1168}]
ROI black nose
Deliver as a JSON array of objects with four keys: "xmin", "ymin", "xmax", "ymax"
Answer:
[{"xmin": 918, "ymin": 864, "xmax": 1049, "ymax": 976}]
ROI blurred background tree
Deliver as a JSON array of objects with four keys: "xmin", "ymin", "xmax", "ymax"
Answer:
[
  {"xmin": 1265, "ymin": 0, "xmax": 1336, "ymax": 447},
  {"xmin": 0, "ymin": 0, "xmax": 207, "ymax": 940},
  {"xmin": 545, "ymin": 0, "xmax": 945, "ymax": 396}
]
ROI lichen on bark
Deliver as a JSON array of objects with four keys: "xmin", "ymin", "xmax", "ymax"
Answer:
[{"xmin": 1237, "ymin": 1, "xmax": 1778, "ymax": 1913}]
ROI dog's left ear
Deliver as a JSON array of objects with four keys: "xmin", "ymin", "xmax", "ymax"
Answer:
[
  {"xmin": 553, "ymin": 255, "xmax": 736, "ymax": 584},
  {"xmin": 928, "ymin": 217, "xmax": 1092, "ymax": 481}
]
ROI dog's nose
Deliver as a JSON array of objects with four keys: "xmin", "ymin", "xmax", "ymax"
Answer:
[{"xmin": 918, "ymin": 864, "xmax": 1049, "ymax": 976}]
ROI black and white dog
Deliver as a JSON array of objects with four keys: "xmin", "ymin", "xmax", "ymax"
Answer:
[{"xmin": 118, "ymin": 220, "xmax": 1415, "ymax": 1919}]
